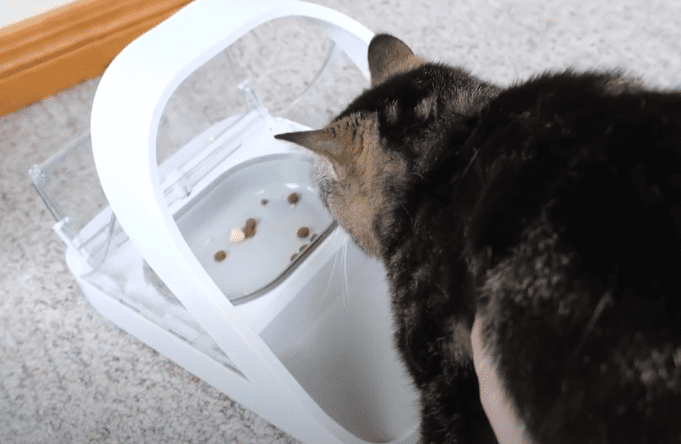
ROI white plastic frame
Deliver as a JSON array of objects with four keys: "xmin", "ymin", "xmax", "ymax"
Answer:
[{"xmin": 88, "ymin": 1, "xmax": 408, "ymax": 444}]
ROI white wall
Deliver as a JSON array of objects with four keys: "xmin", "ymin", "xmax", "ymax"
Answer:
[{"xmin": 1, "ymin": 0, "xmax": 80, "ymax": 30}]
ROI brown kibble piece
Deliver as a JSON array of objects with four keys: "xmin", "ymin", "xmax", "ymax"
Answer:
[
  {"xmin": 261, "ymin": 199, "xmax": 268, "ymax": 206},
  {"xmin": 290, "ymin": 252, "xmax": 299, "ymax": 262},
  {"xmin": 299, "ymin": 244, "xmax": 308, "ymax": 253},
  {"xmin": 214, "ymin": 250, "xmax": 227, "ymax": 262},
  {"xmin": 243, "ymin": 218, "xmax": 257, "ymax": 238},
  {"xmin": 297, "ymin": 227, "xmax": 309, "ymax": 238},
  {"xmin": 310, "ymin": 233, "xmax": 318, "ymax": 243},
  {"xmin": 287, "ymin": 192, "xmax": 299, "ymax": 204}
]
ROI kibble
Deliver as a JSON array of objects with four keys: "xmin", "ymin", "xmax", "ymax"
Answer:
[
  {"xmin": 310, "ymin": 233, "xmax": 318, "ymax": 243},
  {"xmin": 287, "ymin": 192, "xmax": 299, "ymax": 204},
  {"xmin": 214, "ymin": 250, "xmax": 227, "ymax": 262},
  {"xmin": 244, "ymin": 218, "xmax": 257, "ymax": 238},
  {"xmin": 290, "ymin": 252, "xmax": 299, "ymax": 262},
  {"xmin": 230, "ymin": 228, "xmax": 245, "ymax": 243},
  {"xmin": 299, "ymin": 244, "xmax": 308, "ymax": 253},
  {"xmin": 297, "ymin": 227, "xmax": 310, "ymax": 238}
]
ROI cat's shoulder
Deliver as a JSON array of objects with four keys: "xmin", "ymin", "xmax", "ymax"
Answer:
[{"xmin": 481, "ymin": 68, "xmax": 680, "ymax": 119}]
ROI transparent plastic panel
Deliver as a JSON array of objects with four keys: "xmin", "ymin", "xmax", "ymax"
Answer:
[
  {"xmin": 29, "ymin": 134, "xmax": 109, "ymax": 249},
  {"xmin": 276, "ymin": 41, "xmax": 369, "ymax": 128},
  {"xmin": 174, "ymin": 153, "xmax": 335, "ymax": 303},
  {"xmin": 30, "ymin": 138, "xmax": 246, "ymax": 377},
  {"xmin": 154, "ymin": 15, "xmax": 329, "ymax": 171},
  {"xmin": 228, "ymin": 17, "xmax": 349, "ymax": 123},
  {"xmin": 33, "ymin": 12, "xmax": 371, "ymax": 318},
  {"xmin": 155, "ymin": 16, "xmax": 368, "ymax": 179},
  {"xmin": 31, "ymin": 10, "xmax": 375, "ymax": 390},
  {"xmin": 156, "ymin": 39, "xmax": 249, "ymax": 168},
  {"xmin": 153, "ymin": 16, "xmax": 368, "ymax": 303},
  {"xmin": 233, "ymin": 16, "xmax": 368, "ymax": 128}
]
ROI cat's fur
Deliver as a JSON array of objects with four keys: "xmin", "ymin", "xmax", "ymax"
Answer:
[{"xmin": 275, "ymin": 34, "xmax": 681, "ymax": 443}]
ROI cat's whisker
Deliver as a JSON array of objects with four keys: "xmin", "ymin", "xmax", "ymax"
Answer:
[
  {"xmin": 322, "ymin": 244, "xmax": 340, "ymax": 305},
  {"xmin": 341, "ymin": 233, "xmax": 351, "ymax": 307}
]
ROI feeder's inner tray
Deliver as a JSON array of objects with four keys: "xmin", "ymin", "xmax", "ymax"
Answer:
[{"xmin": 176, "ymin": 153, "xmax": 334, "ymax": 302}]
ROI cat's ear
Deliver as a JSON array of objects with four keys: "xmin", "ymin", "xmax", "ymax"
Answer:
[
  {"xmin": 368, "ymin": 34, "xmax": 425, "ymax": 86},
  {"xmin": 274, "ymin": 129, "xmax": 336, "ymax": 158},
  {"xmin": 275, "ymin": 122, "xmax": 361, "ymax": 180}
]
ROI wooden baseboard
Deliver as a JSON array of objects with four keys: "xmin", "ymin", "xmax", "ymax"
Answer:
[{"xmin": 0, "ymin": 0, "xmax": 195, "ymax": 116}]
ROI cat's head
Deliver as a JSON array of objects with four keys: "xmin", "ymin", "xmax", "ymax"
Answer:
[{"xmin": 275, "ymin": 34, "xmax": 499, "ymax": 258}]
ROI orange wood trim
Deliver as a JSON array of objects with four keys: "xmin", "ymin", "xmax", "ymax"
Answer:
[{"xmin": 0, "ymin": 0, "xmax": 195, "ymax": 116}]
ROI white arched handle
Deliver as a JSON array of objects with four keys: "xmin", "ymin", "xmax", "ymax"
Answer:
[{"xmin": 91, "ymin": 0, "xmax": 372, "ymax": 386}]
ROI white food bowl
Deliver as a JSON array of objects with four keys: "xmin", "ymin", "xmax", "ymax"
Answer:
[{"xmin": 31, "ymin": 0, "xmax": 420, "ymax": 443}]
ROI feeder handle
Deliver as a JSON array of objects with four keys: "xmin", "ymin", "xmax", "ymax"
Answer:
[{"xmin": 91, "ymin": 0, "xmax": 372, "ymax": 433}]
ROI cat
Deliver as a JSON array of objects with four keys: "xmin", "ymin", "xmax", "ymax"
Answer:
[{"xmin": 275, "ymin": 34, "xmax": 681, "ymax": 444}]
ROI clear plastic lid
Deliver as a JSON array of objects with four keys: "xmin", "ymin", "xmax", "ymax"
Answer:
[{"xmin": 31, "ymin": 15, "xmax": 368, "ymax": 303}]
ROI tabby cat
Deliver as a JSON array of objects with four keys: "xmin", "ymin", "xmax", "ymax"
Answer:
[{"xmin": 275, "ymin": 34, "xmax": 681, "ymax": 444}]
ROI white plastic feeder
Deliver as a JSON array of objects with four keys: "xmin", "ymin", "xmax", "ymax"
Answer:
[{"xmin": 30, "ymin": 0, "xmax": 421, "ymax": 443}]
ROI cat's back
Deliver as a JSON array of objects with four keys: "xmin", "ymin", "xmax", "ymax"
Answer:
[
  {"xmin": 468, "ymin": 70, "xmax": 681, "ymax": 293},
  {"xmin": 470, "ymin": 71, "xmax": 681, "ymax": 443}
]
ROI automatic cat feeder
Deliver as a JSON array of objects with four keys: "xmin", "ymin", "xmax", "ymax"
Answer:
[{"xmin": 30, "ymin": 0, "xmax": 420, "ymax": 443}]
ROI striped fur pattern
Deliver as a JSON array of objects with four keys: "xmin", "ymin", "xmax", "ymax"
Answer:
[{"xmin": 275, "ymin": 34, "xmax": 681, "ymax": 443}]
